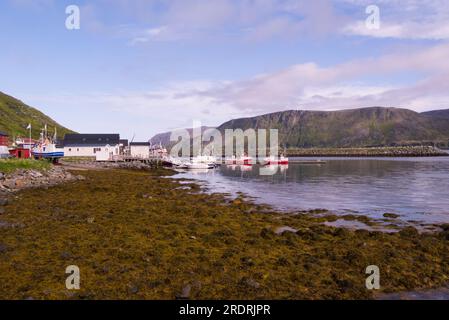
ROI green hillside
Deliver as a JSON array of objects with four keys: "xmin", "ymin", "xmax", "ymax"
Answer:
[
  {"xmin": 217, "ymin": 107, "xmax": 449, "ymax": 148},
  {"xmin": 0, "ymin": 91, "xmax": 75, "ymax": 141}
]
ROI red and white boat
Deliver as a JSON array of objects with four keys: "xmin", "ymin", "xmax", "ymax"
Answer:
[
  {"xmin": 225, "ymin": 155, "xmax": 253, "ymax": 165},
  {"xmin": 262, "ymin": 155, "xmax": 289, "ymax": 165}
]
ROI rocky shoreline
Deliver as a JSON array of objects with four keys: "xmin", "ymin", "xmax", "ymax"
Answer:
[
  {"xmin": 0, "ymin": 166, "xmax": 84, "ymax": 195},
  {"xmin": 60, "ymin": 159, "xmax": 156, "ymax": 171},
  {"xmin": 286, "ymin": 146, "xmax": 448, "ymax": 157}
]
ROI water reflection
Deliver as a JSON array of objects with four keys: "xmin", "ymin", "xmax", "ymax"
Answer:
[{"xmin": 175, "ymin": 157, "xmax": 449, "ymax": 224}]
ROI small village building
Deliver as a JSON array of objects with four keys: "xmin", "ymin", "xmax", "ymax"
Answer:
[
  {"xmin": 130, "ymin": 142, "xmax": 151, "ymax": 158},
  {"xmin": 0, "ymin": 146, "xmax": 9, "ymax": 158},
  {"xmin": 119, "ymin": 139, "xmax": 129, "ymax": 155},
  {"xmin": 9, "ymin": 148, "xmax": 31, "ymax": 159},
  {"xmin": 0, "ymin": 131, "xmax": 9, "ymax": 146},
  {"xmin": 63, "ymin": 134, "xmax": 121, "ymax": 158}
]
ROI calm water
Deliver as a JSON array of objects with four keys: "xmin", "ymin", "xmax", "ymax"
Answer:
[{"xmin": 175, "ymin": 157, "xmax": 449, "ymax": 224}]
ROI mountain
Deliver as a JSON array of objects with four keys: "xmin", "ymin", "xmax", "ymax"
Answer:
[
  {"xmin": 421, "ymin": 109, "xmax": 449, "ymax": 120},
  {"xmin": 0, "ymin": 91, "xmax": 75, "ymax": 140},
  {"xmin": 216, "ymin": 107, "xmax": 449, "ymax": 148},
  {"xmin": 150, "ymin": 126, "xmax": 213, "ymax": 146}
]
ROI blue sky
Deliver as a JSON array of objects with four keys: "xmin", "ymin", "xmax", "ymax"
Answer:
[{"xmin": 1, "ymin": 0, "xmax": 449, "ymax": 140}]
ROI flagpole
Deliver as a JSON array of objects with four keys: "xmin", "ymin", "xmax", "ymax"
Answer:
[{"xmin": 29, "ymin": 124, "xmax": 32, "ymax": 159}]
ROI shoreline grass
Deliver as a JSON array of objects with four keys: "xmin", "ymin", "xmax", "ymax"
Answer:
[
  {"xmin": 0, "ymin": 159, "xmax": 51, "ymax": 174},
  {"xmin": 0, "ymin": 168, "xmax": 448, "ymax": 299}
]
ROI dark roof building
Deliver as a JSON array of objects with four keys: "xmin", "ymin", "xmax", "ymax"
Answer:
[
  {"xmin": 119, "ymin": 139, "xmax": 129, "ymax": 147},
  {"xmin": 130, "ymin": 142, "xmax": 151, "ymax": 146},
  {"xmin": 0, "ymin": 131, "xmax": 9, "ymax": 146},
  {"xmin": 63, "ymin": 134, "xmax": 120, "ymax": 146}
]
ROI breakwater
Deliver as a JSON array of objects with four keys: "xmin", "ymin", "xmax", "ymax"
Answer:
[{"xmin": 286, "ymin": 146, "xmax": 447, "ymax": 157}]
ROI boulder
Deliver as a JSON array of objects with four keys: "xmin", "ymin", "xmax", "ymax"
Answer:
[{"xmin": 176, "ymin": 284, "xmax": 191, "ymax": 299}]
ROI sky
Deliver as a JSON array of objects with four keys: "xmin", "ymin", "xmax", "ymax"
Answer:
[{"xmin": 1, "ymin": 0, "xmax": 449, "ymax": 140}]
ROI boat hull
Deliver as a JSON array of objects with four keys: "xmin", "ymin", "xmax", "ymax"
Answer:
[
  {"xmin": 186, "ymin": 163, "xmax": 214, "ymax": 170},
  {"xmin": 265, "ymin": 160, "xmax": 289, "ymax": 165},
  {"xmin": 32, "ymin": 152, "xmax": 64, "ymax": 159}
]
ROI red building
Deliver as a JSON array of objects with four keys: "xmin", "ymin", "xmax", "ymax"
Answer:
[
  {"xmin": 9, "ymin": 148, "xmax": 31, "ymax": 159},
  {"xmin": 0, "ymin": 131, "xmax": 9, "ymax": 146}
]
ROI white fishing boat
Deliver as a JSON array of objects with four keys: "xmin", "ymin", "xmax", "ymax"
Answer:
[
  {"xmin": 185, "ymin": 162, "xmax": 214, "ymax": 170},
  {"xmin": 191, "ymin": 155, "xmax": 218, "ymax": 166},
  {"xmin": 32, "ymin": 140, "xmax": 64, "ymax": 160},
  {"xmin": 31, "ymin": 126, "xmax": 64, "ymax": 161}
]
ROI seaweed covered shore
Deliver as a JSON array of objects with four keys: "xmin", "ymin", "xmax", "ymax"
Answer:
[{"xmin": 0, "ymin": 168, "xmax": 448, "ymax": 299}]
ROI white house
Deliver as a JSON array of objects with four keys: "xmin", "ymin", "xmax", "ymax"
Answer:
[
  {"xmin": 63, "ymin": 134, "xmax": 122, "ymax": 158},
  {"xmin": 130, "ymin": 142, "xmax": 151, "ymax": 158}
]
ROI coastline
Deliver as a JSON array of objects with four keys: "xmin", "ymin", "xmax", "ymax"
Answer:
[
  {"xmin": 286, "ymin": 146, "xmax": 448, "ymax": 157},
  {"xmin": 1, "ymin": 166, "xmax": 448, "ymax": 299}
]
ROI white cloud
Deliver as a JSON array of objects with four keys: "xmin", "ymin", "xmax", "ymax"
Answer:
[
  {"xmin": 84, "ymin": 0, "xmax": 349, "ymax": 43},
  {"xmin": 25, "ymin": 42, "xmax": 449, "ymax": 137}
]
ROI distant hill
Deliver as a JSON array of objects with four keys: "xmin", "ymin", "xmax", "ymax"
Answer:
[
  {"xmin": 0, "ymin": 91, "xmax": 75, "ymax": 140},
  {"xmin": 421, "ymin": 109, "xmax": 449, "ymax": 120},
  {"xmin": 216, "ymin": 107, "xmax": 449, "ymax": 148},
  {"xmin": 150, "ymin": 126, "xmax": 213, "ymax": 146},
  {"xmin": 151, "ymin": 107, "xmax": 449, "ymax": 149}
]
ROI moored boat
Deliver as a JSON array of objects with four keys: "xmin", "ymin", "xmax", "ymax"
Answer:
[
  {"xmin": 191, "ymin": 155, "xmax": 218, "ymax": 166},
  {"xmin": 31, "ymin": 126, "xmax": 64, "ymax": 161},
  {"xmin": 185, "ymin": 162, "xmax": 214, "ymax": 170},
  {"xmin": 261, "ymin": 155, "xmax": 289, "ymax": 165},
  {"xmin": 32, "ymin": 141, "xmax": 64, "ymax": 160},
  {"xmin": 226, "ymin": 154, "xmax": 253, "ymax": 165}
]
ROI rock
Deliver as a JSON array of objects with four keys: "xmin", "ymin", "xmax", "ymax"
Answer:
[
  {"xmin": 0, "ymin": 208, "xmax": 5, "ymax": 215},
  {"xmin": 29, "ymin": 170, "xmax": 43, "ymax": 178},
  {"xmin": 129, "ymin": 285, "xmax": 139, "ymax": 294},
  {"xmin": 176, "ymin": 284, "xmax": 191, "ymax": 299},
  {"xmin": 399, "ymin": 226, "xmax": 419, "ymax": 238},
  {"xmin": 60, "ymin": 252, "xmax": 72, "ymax": 259},
  {"xmin": 240, "ymin": 256, "xmax": 255, "ymax": 267},
  {"xmin": 2, "ymin": 180, "xmax": 16, "ymax": 189},
  {"xmin": 240, "ymin": 277, "xmax": 260, "ymax": 289},
  {"xmin": 260, "ymin": 228, "xmax": 275, "ymax": 239},
  {"xmin": 0, "ymin": 172, "xmax": 4, "ymax": 180},
  {"xmin": 0, "ymin": 243, "xmax": 8, "ymax": 254},
  {"xmin": 87, "ymin": 217, "xmax": 95, "ymax": 224},
  {"xmin": 383, "ymin": 213, "xmax": 400, "ymax": 219},
  {"xmin": 275, "ymin": 226, "xmax": 298, "ymax": 235},
  {"xmin": 14, "ymin": 179, "xmax": 27, "ymax": 188},
  {"xmin": 0, "ymin": 198, "xmax": 8, "ymax": 206}
]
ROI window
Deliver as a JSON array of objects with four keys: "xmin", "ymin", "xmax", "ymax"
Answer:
[
  {"xmin": 68, "ymin": 148, "xmax": 72, "ymax": 151},
  {"xmin": 93, "ymin": 147, "xmax": 101, "ymax": 153}
]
